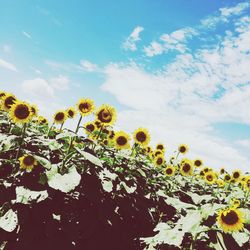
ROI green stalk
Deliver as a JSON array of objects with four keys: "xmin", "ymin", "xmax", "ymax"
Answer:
[
  {"xmin": 15, "ymin": 123, "xmax": 27, "ymax": 161},
  {"xmin": 46, "ymin": 122, "xmax": 55, "ymax": 138},
  {"xmin": 59, "ymin": 122, "xmax": 64, "ymax": 132}
]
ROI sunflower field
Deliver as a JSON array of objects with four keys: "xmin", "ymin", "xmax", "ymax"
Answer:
[{"xmin": 0, "ymin": 90, "xmax": 249, "ymax": 250}]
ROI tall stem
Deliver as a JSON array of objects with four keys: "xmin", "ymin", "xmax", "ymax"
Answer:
[
  {"xmin": 15, "ymin": 123, "xmax": 27, "ymax": 161},
  {"xmin": 59, "ymin": 122, "xmax": 64, "ymax": 132},
  {"xmin": 46, "ymin": 122, "xmax": 55, "ymax": 138}
]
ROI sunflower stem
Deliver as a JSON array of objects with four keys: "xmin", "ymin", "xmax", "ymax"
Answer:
[
  {"xmin": 46, "ymin": 122, "xmax": 55, "ymax": 138},
  {"xmin": 15, "ymin": 123, "xmax": 27, "ymax": 161},
  {"xmin": 93, "ymin": 124, "xmax": 103, "ymax": 150},
  {"xmin": 242, "ymin": 190, "xmax": 249, "ymax": 206},
  {"xmin": 75, "ymin": 115, "xmax": 83, "ymax": 134},
  {"xmin": 59, "ymin": 122, "xmax": 64, "ymax": 132}
]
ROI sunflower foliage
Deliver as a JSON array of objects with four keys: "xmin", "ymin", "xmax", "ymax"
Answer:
[{"xmin": 0, "ymin": 91, "xmax": 249, "ymax": 250}]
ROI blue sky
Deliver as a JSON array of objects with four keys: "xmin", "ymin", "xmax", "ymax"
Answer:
[{"xmin": 0, "ymin": 0, "xmax": 250, "ymax": 171}]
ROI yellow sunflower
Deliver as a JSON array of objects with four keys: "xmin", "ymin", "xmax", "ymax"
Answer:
[
  {"xmin": 77, "ymin": 98, "xmax": 95, "ymax": 116},
  {"xmin": 0, "ymin": 91, "xmax": 7, "ymax": 99},
  {"xmin": 224, "ymin": 174, "xmax": 231, "ymax": 182},
  {"xmin": 133, "ymin": 128, "xmax": 150, "ymax": 146},
  {"xmin": 53, "ymin": 110, "xmax": 67, "ymax": 124},
  {"xmin": 154, "ymin": 150, "xmax": 164, "ymax": 157},
  {"xmin": 67, "ymin": 107, "xmax": 76, "ymax": 118},
  {"xmin": 232, "ymin": 170, "xmax": 242, "ymax": 181},
  {"xmin": 156, "ymin": 143, "xmax": 165, "ymax": 152},
  {"xmin": 96, "ymin": 104, "xmax": 116, "ymax": 125},
  {"xmin": 217, "ymin": 207, "xmax": 244, "ymax": 233},
  {"xmin": 180, "ymin": 159, "xmax": 193, "ymax": 176},
  {"xmin": 193, "ymin": 158, "xmax": 203, "ymax": 168},
  {"xmin": 243, "ymin": 176, "xmax": 250, "ymax": 191},
  {"xmin": 2, "ymin": 93, "xmax": 17, "ymax": 111},
  {"xmin": 114, "ymin": 131, "xmax": 130, "ymax": 150},
  {"xmin": 19, "ymin": 154, "xmax": 37, "ymax": 171},
  {"xmin": 217, "ymin": 179, "xmax": 225, "ymax": 187},
  {"xmin": 108, "ymin": 130, "xmax": 115, "ymax": 140},
  {"xmin": 154, "ymin": 155, "xmax": 165, "ymax": 167},
  {"xmin": 230, "ymin": 199, "xmax": 241, "ymax": 209},
  {"xmin": 178, "ymin": 144, "xmax": 189, "ymax": 154},
  {"xmin": 220, "ymin": 168, "xmax": 226, "ymax": 175},
  {"xmin": 9, "ymin": 101, "xmax": 33, "ymax": 124},
  {"xmin": 30, "ymin": 104, "xmax": 38, "ymax": 118},
  {"xmin": 165, "ymin": 166, "xmax": 175, "ymax": 176},
  {"xmin": 204, "ymin": 172, "xmax": 216, "ymax": 185},
  {"xmin": 84, "ymin": 122, "xmax": 96, "ymax": 134},
  {"xmin": 37, "ymin": 116, "xmax": 48, "ymax": 125}
]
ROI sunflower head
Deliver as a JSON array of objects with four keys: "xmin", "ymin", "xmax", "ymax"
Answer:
[
  {"xmin": 53, "ymin": 110, "xmax": 67, "ymax": 124},
  {"xmin": 217, "ymin": 179, "xmax": 225, "ymax": 187},
  {"xmin": 10, "ymin": 101, "xmax": 33, "ymax": 124},
  {"xmin": 165, "ymin": 166, "xmax": 175, "ymax": 176},
  {"xmin": 224, "ymin": 174, "xmax": 231, "ymax": 182},
  {"xmin": 232, "ymin": 170, "xmax": 242, "ymax": 181},
  {"xmin": 2, "ymin": 93, "xmax": 17, "ymax": 111},
  {"xmin": 194, "ymin": 159, "xmax": 203, "ymax": 168},
  {"xmin": 96, "ymin": 104, "xmax": 116, "ymax": 125},
  {"xmin": 67, "ymin": 107, "xmax": 76, "ymax": 119},
  {"xmin": 178, "ymin": 144, "xmax": 189, "ymax": 154},
  {"xmin": 220, "ymin": 168, "xmax": 226, "ymax": 175},
  {"xmin": 84, "ymin": 122, "xmax": 96, "ymax": 134},
  {"xmin": 37, "ymin": 116, "xmax": 48, "ymax": 125},
  {"xmin": 114, "ymin": 131, "xmax": 130, "ymax": 150},
  {"xmin": 133, "ymin": 128, "xmax": 150, "ymax": 146},
  {"xmin": 180, "ymin": 158, "xmax": 193, "ymax": 176},
  {"xmin": 231, "ymin": 199, "xmax": 241, "ymax": 209},
  {"xmin": 243, "ymin": 176, "xmax": 250, "ymax": 191},
  {"xmin": 154, "ymin": 155, "xmax": 165, "ymax": 167},
  {"xmin": 217, "ymin": 208, "xmax": 244, "ymax": 233},
  {"xmin": 30, "ymin": 104, "xmax": 38, "ymax": 118},
  {"xmin": 19, "ymin": 154, "xmax": 37, "ymax": 171},
  {"xmin": 156, "ymin": 143, "xmax": 165, "ymax": 152},
  {"xmin": 77, "ymin": 98, "xmax": 95, "ymax": 116},
  {"xmin": 0, "ymin": 91, "xmax": 7, "ymax": 100},
  {"xmin": 204, "ymin": 172, "xmax": 216, "ymax": 185}
]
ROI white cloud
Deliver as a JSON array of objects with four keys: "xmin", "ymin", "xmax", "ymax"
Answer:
[
  {"xmin": 236, "ymin": 139, "xmax": 250, "ymax": 147},
  {"xmin": 50, "ymin": 75, "xmax": 69, "ymax": 90},
  {"xmin": 21, "ymin": 78, "xmax": 54, "ymax": 100},
  {"xmin": 30, "ymin": 66, "xmax": 42, "ymax": 74},
  {"xmin": 0, "ymin": 58, "xmax": 18, "ymax": 72},
  {"xmin": 80, "ymin": 60, "xmax": 99, "ymax": 72},
  {"xmin": 122, "ymin": 26, "xmax": 144, "ymax": 51},
  {"xmin": 22, "ymin": 31, "xmax": 32, "ymax": 39},
  {"xmin": 220, "ymin": 2, "xmax": 249, "ymax": 18},
  {"xmin": 144, "ymin": 42, "xmax": 165, "ymax": 57}
]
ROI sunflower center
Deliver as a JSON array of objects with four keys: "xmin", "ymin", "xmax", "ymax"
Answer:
[
  {"xmin": 5, "ymin": 96, "xmax": 16, "ymax": 109},
  {"xmin": 225, "ymin": 175, "xmax": 230, "ymax": 181},
  {"xmin": 233, "ymin": 172, "xmax": 240, "ymax": 179},
  {"xmin": 98, "ymin": 109, "xmax": 112, "ymax": 123},
  {"xmin": 86, "ymin": 124, "xmax": 95, "ymax": 132},
  {"xmin": 79, "ymin": 103, "xmax": 90, "ymax": 112},
  {"xmin": 136, "ymin": 131, "xmax": 146, "ymax": 142},
  {"xmin": 166, "ymin": 168, "xmax": 173, "ymax": 175},
  {"xmin": 68, "ymin": 110, "xmax": 74, "ymax": 117},
  {"xmin": 206, "ymin": 175, "xmax": 213, "ymax": 181},
  {"xmin": 116, "ymin": 136, "xmax": 127, "ymax": 146},
  {"xmin": 156, "ymin": 158, "xmax": 163, "ymax": 165},
  {"xmin": 157, "ymin": 145, "xmax": 163, "ymax": 150},
  {"xmin": 14, "ymin": 104, "xmax": 30, "ymax": 119},
  {"xmin": 179, "ymin": 146, "xmax": 186, "ymax": 153},
  {"xmin": 183, "ymin": 163, "xmax": 191, "ymax": 172},
  {"xmin": 23, "ymin": 156, "xmax": 35, "ymax": 166},
  {"xmin": 221, "ymin": 210, "xmax": 239, "ymax": 225},
  {"xmin": 195, "ymin": 160, "xmax": 202, "ymax": 166},
  {"xmin": 55, "ymin": 112, "xmax": 65, "ymax": 121}
]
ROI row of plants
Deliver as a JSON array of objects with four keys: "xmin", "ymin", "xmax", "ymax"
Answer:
[{"xmin": 0, "ymin": 90, "xmax": 249, "ymax": 249}]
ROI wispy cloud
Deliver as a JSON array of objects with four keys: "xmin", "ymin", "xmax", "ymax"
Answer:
[
  {"xmin": 80, "ymin": 60, "xmax": 99, "ymax": 72},
  {"xmin": 0, "ymin": 58, "xmax": 18, "ymax": 72},
  {"xmin": 22, "ymin": 31, "xmax": 32, "ymax": 39},
  {"xmin": 122, "ymin": 26, "xmax": 144, "ymax": 51}
]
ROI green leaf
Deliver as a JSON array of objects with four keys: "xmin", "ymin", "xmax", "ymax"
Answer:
[
  {"xmin": 75, "ymin": 147, "xmax": 103, "ymax": 167},
  {"xmin": 232, "ymin": 229, "xmax": 250, "ymax": 247},
  {"xmin": 0, "ymin": 209, "xmax": 18, "ymax": 232},
  {"xmin": 239, "ymin": 208, "xmax": 250, "ymax": 224},
  {"xmin": 34, "ymin": 155, "xmax": 51, "ymax": 169}
]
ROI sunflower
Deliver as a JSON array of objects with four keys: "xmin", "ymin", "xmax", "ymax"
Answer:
[
  {"xmin": 133, "ymin": 128, "xmax": 150, "ymax": 146},
  {"xmin": 231, "ymin": 199, "xmax": 240, "ymax": 209},
  {"xmin": 84, "ymin": 122, "xmax": 96, "ymax": 134},
  {"xmin": 77, "ymin": 98, "xmax": 95, "ymax": 116},
  {"xmin": 178, "ymin": 144, "xmax": 189, "ymax": 154},
  {"xmin": 114, "ymin": 131, "xmax": 130, "ymax": 150},
  {"xmin": 37, "ymin": 116, "xmax": 48, "ymax": 125},
  {"xmin": 156, "ymin": 143, "xmax": 165, "ymax": 152},
  {"xmin": 96, "ymin": 104, "xmax": 116, "ymax": 125},
  {"xmin": 154, "ymin": 150, "xmax": 164, "ymax": 157},
  {"xmin": 232, "ymin": 170, "xmax": 242, "ymax": 181},
  {"xmin": 224, "ymin": 174, "xmax": 231, "ymax": 182},
  {"xmin": 217, "ymin": 208, "xmax": 244, "ymax": 233},
  {"xmin": 19, "ymin": 154, "xmax": 37, "ymax": 171},
  {"xmin": 243, "ymin": 176, "xmax": 250, "ymax": 191},
  {"xmin": 180, "ymin": 159, "xmax": 193, "ymax": 176},
  {"xmin": 193, "ymin": 159, "xmax": 203, "ymax": 168},
  {"xmin": 2, "ymin": 93, "xmax": 16, "ymax": 111},
  {"xmin": 67, "ymin": 107, "xmax": 76, "ymax": 118},
  {"xmin": 145, "ymin": 146, "xmax": 153, "ymax": 154},
  {"xmin": 0, "ymin": 91, "xmax": 6, "ymax": 99},
  {"xmin": 165, "ymin": 166, "xmax": 175, "ymax": 176},
  {"xmin": 9, "ymin": 101, "xmax": 33, "ymax": 124},
  {"xmin": 217, "ymin": 179, "xmax": 225, "ymax": 187},
  {"xmin": 108, "ymin": 130, "xmax": 115, "ymax": 140},
  {"xmin": 30, "ymin": 104, "xmax": 38, "ymax": 118},
  {"xmin": 53, "ymin": 110, "xmax": 67, "ymax": 124},
  {"xmin": 220, "ymin": 168, "xmax": 226, "ymax": 175},
  {"xmin": 204, "ymin": 172, "xmax": 216, "ymax": 185},
  {"xmin": 154, "ymin": 156, "xmax": 165, "ymax": 167}
]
